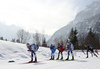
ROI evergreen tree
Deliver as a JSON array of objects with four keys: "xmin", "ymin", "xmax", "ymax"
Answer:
[
  {"xmin": 16, "ymin": 39, "xmax": 20, "ymax": 43},
  {"xmin": 5, "ymin": 39, "xmax": 7, "ymax": 41},
  {"xmin": 11, "ymin": 39, "xmax": 15, "ymax": 42},
  {"xmin": 68, "ymin": 27, "xmax": 78, "ymax": 49},
  {"xmin": 85, "ymin": 28, "xmax": 95, "ymax": 45},
  {"xmin": 74, "ymin": 27, "xmax": 79, "ymax": 49},
  {"xmin": 0, "ymin": 37, "xmax": 3, "ymax": 40},
  {"xmin": 85, "ymin": 28, "xmax": 100, "ymax": 49},
  {"xmin": 69, "ymin": 28, "xmax": 74, "ymax": 43},
  {"xmin": 42, "ymin": 37, "xmax": 47, "ymax": 47}
]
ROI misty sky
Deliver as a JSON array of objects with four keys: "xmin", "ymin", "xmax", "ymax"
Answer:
[{"xmin": 0, "ymin": 0, "xmax": 94, "ymax": 35}]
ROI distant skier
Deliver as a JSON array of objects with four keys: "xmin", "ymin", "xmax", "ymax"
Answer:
[
  {"xmin": 56, "ymin": 43, "xmax": 65, "ymax": 60},
  {"xmin": 85, "ymin": 44, "xmax": 98, "ymax": 58},
  {"xmin": 66, "ymin": 40, "xmax": 74, "ymax": 60},
  {"xmin": 50, "ymin": 44, "xmax": 56, "ymax": 60},
  {"xmin": 26, "ymin": 43, "xmax": 39, "ymax": 63}
]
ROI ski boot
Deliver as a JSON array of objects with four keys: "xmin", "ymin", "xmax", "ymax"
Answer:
[
  {"xmin": 56, "ymin": 55, "xmax": 59, "ymax": 60},
  {"xmin": 28, "ymin": 57, "xmax": 33, "ymax": 63},
  {"xmin": 86, "ymin": 56, "xmax": 88, "ymax": 58},
  {"xmin": 28, "ymin": 60, "xmax": 33, "ymax": 63},
  {"xmin": 60, "ymin": 57, "xmax": 63, "ymax": 60},
  {"xmin": 71, "ymin": 56, "xmax": 74, "ymax": 60},
  {"xmin": 34, "ymin": 57, "xmax": 37, "ymax": 62},
  {"xmin": 66, "ymin": 56, "xmax": 69, "ymax": 60},
  {"xmin": 56, "ymin": 57, "xmax": 59, "ymax": 60},
  {"xmin": 52, "ymin": 56, "xmax": 54, "ymax": 60},
  {"xmin": 50, "ymin": 56, "xmax": 52, "ymax": 60}
]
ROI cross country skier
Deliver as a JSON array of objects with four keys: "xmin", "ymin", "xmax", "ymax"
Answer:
[
  {"xmin": 56, "ymin": 43, "xmax": 65, "ymax": 60},
  {"xmin": 85, "ymin": 44, "xmax": 98, "ymax": 58},
  {"xmin": 50, "ymin": 44, "xmax": 56, "ymax": 60},
  {"xmin": 66, "ymin": 40, "xmax": 74, "ymax": 60},
  {"xmin": 26, "ymin": 43, "xmax": 39, "ymax": 63}
]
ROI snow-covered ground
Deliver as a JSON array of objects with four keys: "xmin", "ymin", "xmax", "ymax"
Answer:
[{"xmin": 0, "ymin": 40, "xmax": 100, "ymax": 69}]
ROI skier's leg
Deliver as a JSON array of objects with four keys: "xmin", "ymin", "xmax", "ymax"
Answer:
[
  {"xmin": 52, "ymin": 52, "xmax": 55, "ymax": 60},
  {"xmin": 66, "ymin": 50, "xmax": 70, "ymax": 60},
  {"xmin": 34, "ymin": 52, "xmax": 37, "ymax": 62},
  {"xmin": 50, "ymin": 52, "xmax": 53, "ymax": 60},
  {"xmin": 35, "ymin": 56, "xmax": 37, "ymax": 62},
  {"xmin": 28, "ymin": 52, "xmax": 33, "ymax": 62},
  {"xmin": 53, "ymin": 56, "xmax": 54, "ymax": 60},
  {"xmin": 56, "ymin": 52, "xmax": 60, "ymax": 60},
  {"xmin": 71, "ymin": 50, "xmax": 74, "ymax": 60},
  {"xmin": 86, "ymin": 49, "xmax": 89, "ymax": 58},
  {"xmin": 90, "ymin": 49, "xmax": 94, "ymax": 57},
  {"xmin": 61, "ymin": 52, "xmax": 63, "ymax": 60}
]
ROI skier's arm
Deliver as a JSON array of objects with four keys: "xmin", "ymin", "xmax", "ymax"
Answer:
[
  {"xmin": 54, "ymin": 46, "xmax": 56, "ymax": 52},
  {"xmin": 71, "ymin": 44, "xmax": 74, "ymax": 50}
]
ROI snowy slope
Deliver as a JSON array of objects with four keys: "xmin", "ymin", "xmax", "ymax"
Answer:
[
  {"xmin": 0, "ymin": 40, "xmax": 100, "ymax": 69},
  {"xmin": 0, "ymin": 40, "xmax": 29, "ymax": 60},
  {"xmin": 47, "ymin": 0, "xmax": 100, "ymax": 45}
]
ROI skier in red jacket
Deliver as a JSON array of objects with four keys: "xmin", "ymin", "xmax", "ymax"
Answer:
[{"xmin": 56, "ymin": 43, "xmax": 65, "ymax": 60}]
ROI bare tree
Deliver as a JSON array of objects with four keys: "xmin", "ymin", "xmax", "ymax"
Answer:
[
  {"xmin": 33, "ymin": 31, "xmax": 41, "ymax": 45},
  {"xmin": 41, "ymin": 29, "xmax": 47, "ymax": 47},
  {"xmin": 54, "ymin": 38, "xmax": 59, "ymax": 47},
  {"xmin": 17, "ymin": 29, "xmax": 31, "ymax": 44}
]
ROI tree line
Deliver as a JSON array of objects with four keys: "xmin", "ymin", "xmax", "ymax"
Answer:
[
  {"xmin": 78, "ymin": 28, "xmax": 100, "ymax": 49},
  {"xmin": 53, "ymin": 27, "xmax": 100, "ymax": 50},
  {"xmin": 0, "ymin": 28, "xmax": 100, "ymax": 49},
  {"xmin": 0, "ymin": 29, "xmax": 47, "ymax": 47}
]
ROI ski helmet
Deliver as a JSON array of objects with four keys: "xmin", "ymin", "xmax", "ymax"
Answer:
[
  {"xmin": 51, "ymin": 44, "xmax": 53, "ymax": 46},
  {"xmin": 26, "ymin": 43, "xmax": 30, "ymax": 46},
  {"xmin": 26, "ymin": 43, "xmax": 30, "ymax": 48},
  {"xmin": 58, "ymin": 43, "xmax": 60, "ymax": 46}
]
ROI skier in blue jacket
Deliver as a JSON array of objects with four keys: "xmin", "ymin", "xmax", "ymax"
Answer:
[
  {"xmin": 85, "ymin": 44, "xmax": 98, "ymax": 58},
  {"xmin": 50, "ymin": 44, "xmax": 56, "ymax": 60},
  {"xmin": 26, "ymin": 43, "xmax": 39, "ymax": 63},
  {"xmin": 66, "ymin": 40, "xmax": 74, "ymax": 60}
]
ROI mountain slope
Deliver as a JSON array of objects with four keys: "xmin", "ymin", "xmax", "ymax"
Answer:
[
  {"xmin": 0, "ymin": 23, "xmax": 21, "ymax": 40},
  {"xmin": 47, "ymin": 0, "xmax": 100, "ymax": 46}
]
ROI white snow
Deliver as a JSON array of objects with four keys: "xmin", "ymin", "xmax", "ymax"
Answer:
[{"xmin": 0, "ymin": 40, "xmax": 100, "ymax": 69}]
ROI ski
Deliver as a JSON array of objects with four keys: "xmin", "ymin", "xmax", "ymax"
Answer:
[
  {"xmin": 83, "ymin": 57, "xmax": 90, "ymax": 59},
  {"xmin": 62, "ymin": 59, "xmax": 75, "ymax": 61},
  {"xmin": 55, "ymin": 59, "xmax": 76, "ymax": 61},
  {"xmin": 55, "ymin": 59, "xmax": 63, "ymax": 60},
  {"xmin": 21, "ymin": 61, "xmax": 41, "ymax": 64}
]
